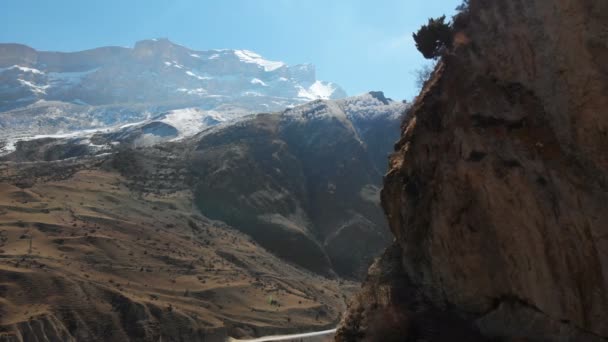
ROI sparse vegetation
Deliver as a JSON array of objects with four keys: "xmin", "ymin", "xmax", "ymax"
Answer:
[
  {"xmin": 456, "ymin": 0, "xmax": 469, "ymax": 13},
  {"xmin": 413, "ymin": 61, "xmax": 438, "ymax": 91},
  {"xmin": 413, "ymin": 15, "xmax": 453, "ymax": 59},
  {"xmin": 453, "ymin": 0, "xmax": 471, "ymax": 29},
  {"xmin": 0, "ymin": 147, "xmax": 354, "ymax": 339}
]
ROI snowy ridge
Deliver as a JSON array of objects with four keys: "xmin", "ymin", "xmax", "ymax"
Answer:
[
  {"xmin": 0, "ymin": 93, "xmax": 405, "ymax": 159},
  {"xmin": 161, "ymin": 108, "xmax": 232, "ymax": 139},
  {"xmin": 17, "ymin": 79, "xmax": 49, "ymax": 94},
  {"xmin": 284, "ymin": 92, "xmax": 408, "ymax": 122},
  {"xmin": 0, "ymin": 108, "xmax": 223, "ymax": 156},
  {"xmin": 0, "ymin": 39, "xmax": 347, "ymax": 113},
  {"xmin": 284, "ymin": 98, "xmax": 347, "ymax": 122},
  {"xmin": 251, "ymin": 78, "xmax": 268, "ymax": 86},
  {"xmin": 3, "ymin": 65, "xmax": 45, "ymax": 74},
  {"xmin": 338, "ymin": 92, "xmax": 408, "ymax": 120}
]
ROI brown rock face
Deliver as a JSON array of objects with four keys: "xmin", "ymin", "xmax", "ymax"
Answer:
[{"xmin": 337, "ymin": 0, "xmax": 608, "ymax": 340}]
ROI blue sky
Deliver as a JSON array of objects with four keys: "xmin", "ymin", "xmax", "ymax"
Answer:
[{"xmin": 0, "ymin": 0, "xmax": 462, "ymax": 100}]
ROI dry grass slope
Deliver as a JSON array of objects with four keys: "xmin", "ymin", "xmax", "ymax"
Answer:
[{"xmin": 0, "ymin": 168, "xmax": 356, "ymax": 341}]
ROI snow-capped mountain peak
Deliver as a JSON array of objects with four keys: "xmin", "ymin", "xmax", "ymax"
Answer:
[
  {"xmin": 0, "ymin": 39, "xmax": 349, "ymax": 142},
  {"xmin": 0, "ymin": 39, "xmax": 347, "ymax": 111}
]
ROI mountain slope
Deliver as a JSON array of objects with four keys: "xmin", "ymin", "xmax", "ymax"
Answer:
[
  {"xmin": 192, "ymin": 95, "xmax": 405, "ymax": 278},
  {"xmin": 124, "ymin": 93, "xmax": 407, "ymax": 278},
  {"xmin": 0, "ymin": 93, "xmax": 407, "ymax": 278},
  {"xmin": 0, "ymin": 162, "xmax": 354, "ymax": 342}
]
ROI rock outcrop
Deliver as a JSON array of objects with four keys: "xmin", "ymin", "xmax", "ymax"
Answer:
[{"xmin": 337, "ymin": 0, "xmax": 608, "ymax": 340}]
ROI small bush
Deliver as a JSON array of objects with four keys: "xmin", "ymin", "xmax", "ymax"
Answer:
[
  {"xmin": 413, "ymin": 61, "xmax": 438, "ymax": 90},
  {"xmin": 455, "ymin": 0, "xmax": 469, "ymax": 13},
  {"xmin": 453, "ymin": 0, "xmax": 471, "ymax": 29},
  {"xmin": 413, "ymin": 15, "xmax": 453, "ymax": 59}
]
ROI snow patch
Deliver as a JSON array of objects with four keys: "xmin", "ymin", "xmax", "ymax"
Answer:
[
  {"xmin": 0, "ymin": 127, "xmax": 109, "ymax": 157},
  {"xmin": 250, "ymin": 78, "xmax": 268, "ymax": 86},
  {"xmin": 160, "ymin": 108, "xmax": 231, "ymax": 138},
  {"xmin": 18, "ymin": 79, "xmax": 49, "ymax": 94},
  {"xmin": 185, "ymin": 71, "xmax": 211, "ymax": 80},
  {"xmin": 164, "ymin": 60, "xmax": 187, "ymax": 69},
  {"xmin": 190, "ymin": 53, "xmax": 201, "ymax": 58},
  {"xmin": 234, "ymin": 50, "xmax": 285, "ymax": 72},
  {"xmin": 339, "ymin": 93, "xmax": 408, "ymax": 121},
  {"xmin": 6, "ymin": 65, "xmax": 45, "ymax": 74},
  {"xmin": 284, "ymin": 98, "xmax": 349, "ymax": 124},
  {"xmin": 297, "ymin": 81, "xmax": 336, "ymax": 100},
  {"xmin": 177, "ymin": 87, "xmax": 207, "ymax": 96},
  {"xmin": 119, "ymin": 120, "xmax": 149, "ymax": 129},
  {"xmin": 0, "ymin": 140, "xmax": 16, "ymax": 156}
]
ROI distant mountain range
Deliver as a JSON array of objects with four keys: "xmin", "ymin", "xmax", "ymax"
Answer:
[
  {"xmin": 0, "ymin": 38, "xmax": 347, "ymax": 147},
  {"xmin": 1, "ymin": 92, "xmax": 408, "ymax": 278},
  {"xmin": 0, "ymin": 38, "xmax": 410, "ymax": 279}
]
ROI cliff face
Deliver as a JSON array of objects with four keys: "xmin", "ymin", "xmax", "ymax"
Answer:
[{"xmin": 337, "ymin": 0, "xmax": 608, "ymax": 340}]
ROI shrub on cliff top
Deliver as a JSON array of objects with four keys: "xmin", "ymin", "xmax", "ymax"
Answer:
[
  {"xmin": 413, "ymin": 60, "xmax": 438, "ymax": 91},
  {"xmin": 413, "ymin": 15, "xmax": 453, "ymax": 59},
  {"xmin": 453, "ymin": 0, "xmax": 471, "ymax": 29},
  {"xmin": 456, "ymin": 0, "xmax": 470, "ymax": 13}
]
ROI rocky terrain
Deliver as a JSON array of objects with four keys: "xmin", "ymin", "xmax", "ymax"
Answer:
[
  {"xmin": 190, "ymin": 93, "xmax": 406, "ymax": 278},
  {"xmin": 1, "ymin": 93, "xmax": 407, "ymax": 279},
  {"xmin": 0, "ymin": 38, "xmax": 346, "ymax": 149},
  {"xmin": 0, "ymin": 158, "xmax": 357, "ymax": 342},
  {"xmin": 337, "ymin": 0, "xmax": 608, "ymax": 341},
  {"xmin": 0, "ymin": 92, "xmax": 406, "ymax": 341}
]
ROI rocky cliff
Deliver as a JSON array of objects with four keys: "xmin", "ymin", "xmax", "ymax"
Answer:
[{"xmin": 337, "ymin": 0, "xmax": 608, "ymax": 340}]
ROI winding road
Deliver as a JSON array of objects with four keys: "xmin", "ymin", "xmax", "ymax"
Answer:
[{"xmin": 227, "ymin": 328, "xmax": 336, "ymax": 342}]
